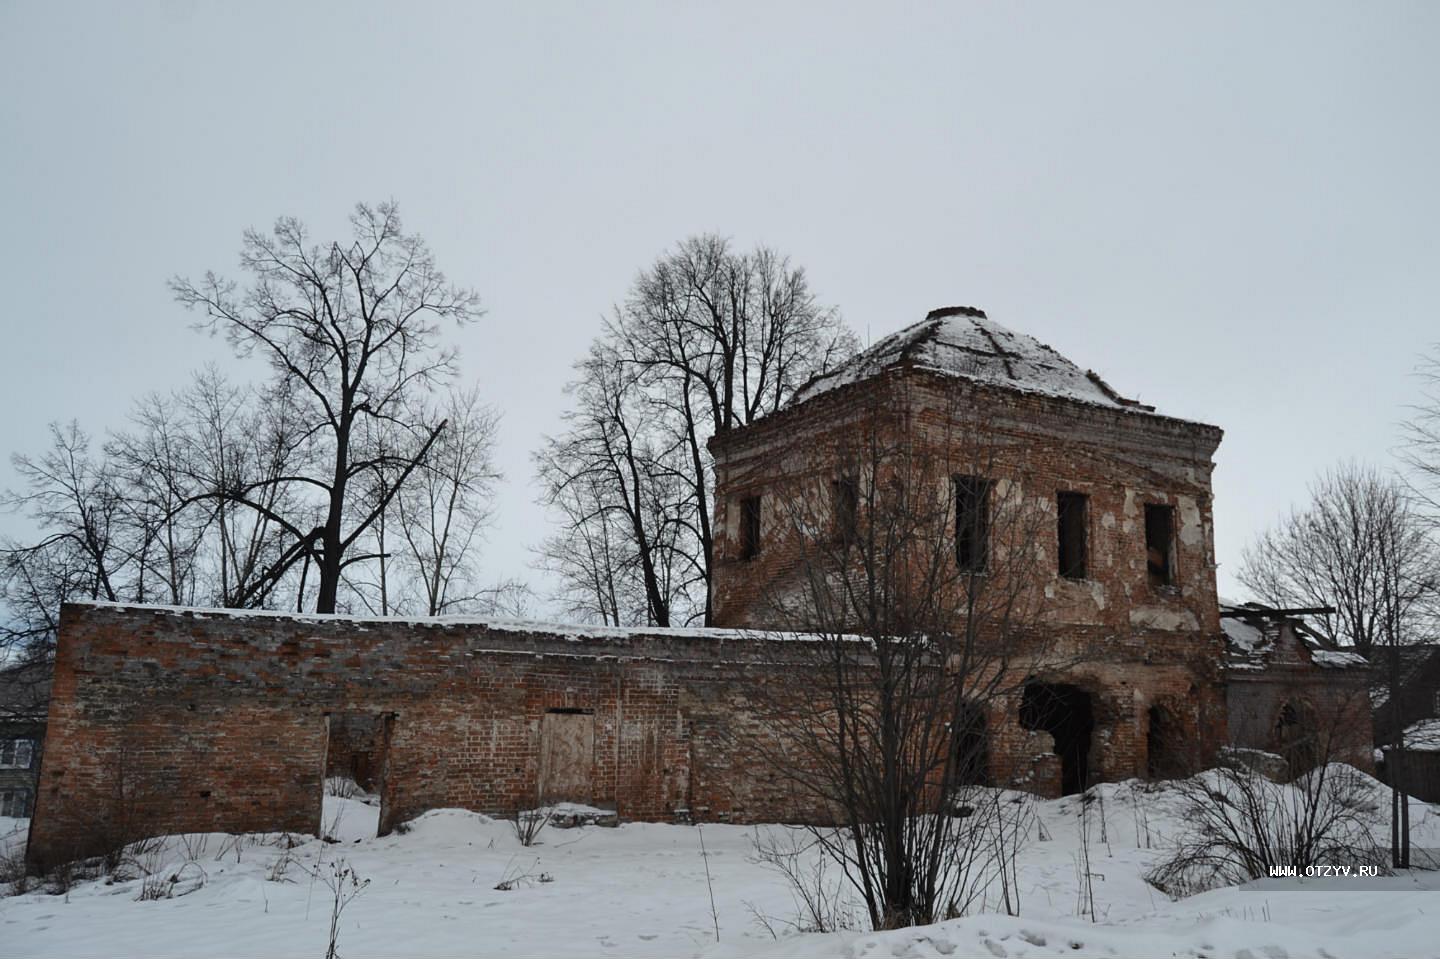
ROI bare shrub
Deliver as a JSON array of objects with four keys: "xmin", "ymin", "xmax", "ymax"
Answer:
[
  {"xmin": 319, "ymin": 858, "xmax": 370, "ymax": 959},
  {"xmin": 493, "ymin": 855, "xmax": 553, "ymax": 891},
  {"xmin": 266, "ymin": 834, "xmax": 302, "ymax": 883},
  {"xmin": 136, "ymin": 860, "xmax": 207, "ymax": 901},
  {"xmin": 1148, "ymin": 761, "xmax": 1387, "ymax": 897},
  {"xmin": 44, "ymin": 858, "xmax": 86, "ymax": 896},
  {"xmin": 214, "ymin": 833, "xmax": 250, "ymax": 863},
  {"xmin": 512, "ymin": 806, "xmax": 553, "ymax": 848},
  {"xmin": 325, "ymin": 776, "xmax": 362, "ymax": 800},
  {"xmin": 0, "ymin": 841, "xmax": 35, "ymax": 897},
  {"xmin": 322, "ymin": 797, "xmax": 350, "ymax": 843},
  {"xmin": 967, "ymin": 791, "xmax": 1036, "ymax": 918},
  {"xmin": 750, "ymin": 827, "xmax": 861, "ymax": 934}
]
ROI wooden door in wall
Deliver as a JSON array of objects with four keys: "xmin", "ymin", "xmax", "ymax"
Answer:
[{"xmin": 538, "ymin": 710, "xmax": 594, "ymax": 804}]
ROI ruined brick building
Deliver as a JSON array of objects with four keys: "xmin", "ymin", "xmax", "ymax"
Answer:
[
  {"xmin": 708, "ymin": 307, "xmax": 1229, "ymax": 791},
  {"xmin": 1221, "ymin": 601, "xmax": 1373, "ymax": 775},
  {"xmin": 29, "ymin": 306, "xmax": 1240, "ymax": 868}
]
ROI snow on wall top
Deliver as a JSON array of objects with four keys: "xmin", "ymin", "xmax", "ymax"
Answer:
[
  {"xmin": 792, "ymin": 306, "xmax": 1156, "ymax": 413},
  {"xmin": 65, "ymin": 600, "xmax": 835, "ymax": 645}
]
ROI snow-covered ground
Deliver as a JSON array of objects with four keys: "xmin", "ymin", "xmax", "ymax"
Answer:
[{"xmin": 3, "ymin": 775, "xmax": 1439, "ymax": 959}]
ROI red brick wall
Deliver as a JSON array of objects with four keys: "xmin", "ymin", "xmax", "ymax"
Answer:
[
  {"xmin": 704, "ymin": 368, "xmax": 1231, "ymax": 791},
  {"xmin": 27, "ymin": 604, "xmax": 831, "ymax": 869}
]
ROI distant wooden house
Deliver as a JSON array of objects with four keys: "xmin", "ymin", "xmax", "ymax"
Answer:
[
  {"xmin": 0, "ymin": 661, "xmax": 50, "ymax": 819},
  {"xmin": 1374, "ymin": 645, "xmax": 1440, "ymax": 801}
]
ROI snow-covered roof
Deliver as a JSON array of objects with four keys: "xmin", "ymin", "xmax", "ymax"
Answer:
[
  {"xmin": 1309, "ymin": 648, "xmax": 1371, "ymax": 669},
  {"xmin": 1400, "ymin": 718, "xmax": 1440, "ymax": 752},
  {"xmin": 792, "ymin": 306, "xmax": 1156, "ymax": 413}
]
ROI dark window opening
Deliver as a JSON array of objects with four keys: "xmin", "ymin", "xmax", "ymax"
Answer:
[
  {"xmin": 1145, "ymin": 504, "xmax": 1174, "ymax": 587},
  {"xmin": 545, "ymin": 707, "xmax": 595, "ymax": 715},
  {"xmin": 739, "ymin": 495, "xmax": 762, "ymax": 560},
  {"xmin": 952, "ymin": 703, "xmax": 989, "ymax": 787},
  {"xmin": 1147, "ymin": 704, "xmax": 1187, "ymax": 780},
  {"xmin": 1020, "ymin": 683, "xmax": 1095, "ymax": 795},
  {"xmin": 955, "ymin": 475, "xmax": 991, "ymax": 572},
  {"xmin": 0, "ymin": 788, "xmax": 31, "ymax": 818},
  {"xmin": 1057, "ymin": 491, "xmax": 1088, "ymax": 580},
  {"xmin": 832, "ymin": 476, "xmax": 859, "ymax": 545},
  {"xmin": 1275, "ymin": 700, "xmax": 1319, "ymax": 777},
  {"xmin": 0, "ymin": 738, "xmax": 34, "ymax": 769}
]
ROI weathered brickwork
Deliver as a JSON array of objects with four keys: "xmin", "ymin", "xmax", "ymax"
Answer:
[
  {"xmin": 708, "ymin": 362, "xmax": 1230, "ymax": 792},
  {"xmin": 29, "ymin": 309, "xmax": 1261, "ymax": 869},
  {"xmin": 27, "ymin": 604, "xmax": 833, "ymax": 870},
  {"xmin": 1226, "ymin": 618, "xmax": 1375, "ymax": 773}
]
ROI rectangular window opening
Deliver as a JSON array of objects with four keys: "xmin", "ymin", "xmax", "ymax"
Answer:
[
  {"xmin": 1057, "ymin": 491, "xmax": 1088, "ymax": 580},
  {"xmin": 0, "ymin": 738, "xmax": 33, "ymax": 769},
  {"xmin": 832, "ymin": 476, "xmax": 859, "ymax": 545},
  {"xmin": 739, "ymin": 495, "xmax": 762, "ymax": 560},
  {"xmin": 955, "ymin": 475, "xmax": 991, "ymax": 573},
  {"xmin": 1145, "ymin": 503, "xmax": 1175, "ymax": 587},
  {"xmin": 0, "ymin": 788, "xmax": 32, "ymax": 818}
]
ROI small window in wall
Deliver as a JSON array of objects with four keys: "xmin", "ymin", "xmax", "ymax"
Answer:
[
  {"xmin": 739, "ymin": 495, "xmax": 762, "ymax": 560},
  {"xmin": 0, "ymin": 788, "xmax": 31, "ymax": 818},
  {"xmin": 0, "ymin": 738, "xmax": 33, "ymax": 769},
  {"xmin": 1145, "ymin": 504, "xmax": 1175, "ymax": 587},
  {"xmin": 955, "ymin": 476, "xmax": 991, "ymax": 572},
  {"xmin": 1057, "ymin": 491, "xmax": 1088, "ymax": 580},
  {"xmin": 832, "ymin": 476, "xmax": 859, "ymax": 545}
]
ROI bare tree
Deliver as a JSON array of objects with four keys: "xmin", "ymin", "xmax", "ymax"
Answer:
[
  {"xmin": 1238, "ymin": 462, "xmax": 1439, "ymax": 656},
  {"xmin": 537, "ymin": 235, "xmax": 852, "ymax": 625},
  {"xmin": 536, "ymin": 339, "xmax": 694, "ymax": 626},
  {"xmin": 747, "ymin": 388, "xmax": 1065, "ymax": 930},
  {"xmin": 171, "ymin": 201, "xmax": 481, "ymax": 612},
  {"xmin": 535, "ymin": 471, "xmax": 638, "ymax": 626},
  {"xmin": 1401, "ymin": 345, "xmax": 1440, "ymax": 524},
  {"xmin": 1239, "ymin": 461, "xmax": 1440, "ymax": 868},
  {"xmin": 347, "ymin": 387, "xmax": 505, "ymax": 617},
  {"xmin": 181, "ymin": 371, "xmax": 310, "ymax": 609},
  {"xmin": 1, "ymin": 422, "xmax": 127, "ymax": 659},
  {"xmin": 107, "ymin": 392, "xmax": 206, "ymax": 607}
]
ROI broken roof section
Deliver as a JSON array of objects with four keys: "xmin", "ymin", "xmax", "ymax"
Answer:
[
  {"xmin": 792, "ymin": 306, "xmax": 1155, "ymax": 412},
  {"xmin": 1219, "ymin": 600, "xmax": 1370, "ymax": 671}
]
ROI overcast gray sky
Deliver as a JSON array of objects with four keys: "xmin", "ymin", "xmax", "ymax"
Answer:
[{"xmin": 3, "ymin": 1, "xmax": 1437, "ymax": 605}]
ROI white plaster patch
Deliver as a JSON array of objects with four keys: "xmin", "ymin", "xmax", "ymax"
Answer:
[
  {"xmin": 1177, "ymin": 496, "xmax": 1203, "ymax": 547},
  {"xmin": 1129, "ymin": 606, "xmax": 1200, "ymax": 631}
]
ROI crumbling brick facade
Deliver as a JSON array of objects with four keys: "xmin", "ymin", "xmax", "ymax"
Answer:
[
  {"xmin": 1223, "ymin": 608, "xmax": 1375, "ymax": 774},
  {"xmin": 708, "ymin": 309, "xmax": 1230, "ymax": 792},
  {"xmin": 27, "ymin": 604, "xmax": 834, "ymax": 870}
]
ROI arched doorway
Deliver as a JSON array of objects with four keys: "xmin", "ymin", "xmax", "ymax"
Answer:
[
  {"xmin": 1146, "ymin": 703, "xmax": 1186, "ymax": 780},
  {"xmin": 1274, "ymin": 699, "xmax": 1319, "ymax": 776},
  {"xmin": 1020, "ymin": 683, "xmax": 1095, "ymax": 795},
  {"xmin": 953, "ymin": 701, "xmax": 988, "ymax": 787}
]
